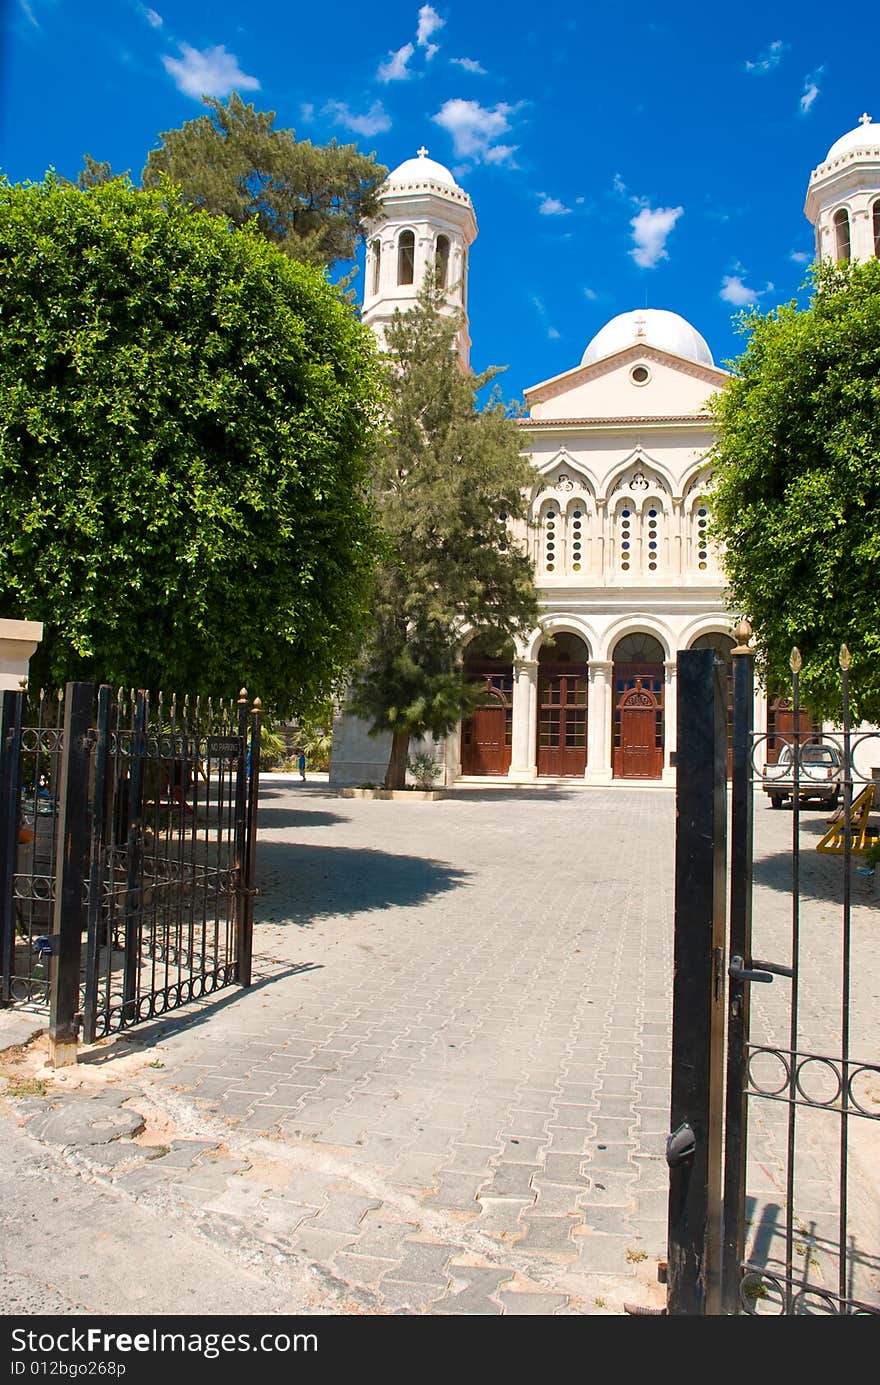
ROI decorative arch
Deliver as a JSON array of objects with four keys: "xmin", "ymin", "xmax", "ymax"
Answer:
[
  {"xmin": 460, "ymin": 630, "xmax": 515, "ymax": 777},
  {"xmin": 525, "ymin": 616, "xmax": 594, "ymax": 663},
  {"xmin": 874, "ymin": 198, "xmax": 880, "ymax": 258},
  {"xmin": 602, "ymin": 449, "xmax": 675, "ymax": 505},
  {"xmin": 597, "ymin": 616, "xmax": 673, "ymax": 663}
]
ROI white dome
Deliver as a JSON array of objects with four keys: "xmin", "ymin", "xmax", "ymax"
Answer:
[
  {"xmin": 386, "ymin": 149, "xmax": 458, "ymax": 189},
  {"xmin": 824, "ymin": 115, "xmax": 880, "ymax": 162},
  {"xmin": 581, "ymin": 309, "xmax": 714, "ymax": 367}
]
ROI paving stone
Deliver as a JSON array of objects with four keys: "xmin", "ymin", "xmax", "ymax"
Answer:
[
  {"xmin": 575, "ymin": 1231, "xmax": 640, "ymax": 1273},
  {"xmin": 517, "ymin": 1215, "xmax": 582, "ymax": 1253},
  {"xmin": 379, "ymin": 1280, "xmax": 447, "ymax": 1312},
  {"xmin": 437, "ymin": 1266, "xmax": 512, "ymax": 1314},
  {"xmin": 290, "ymin": 1224, "xmax": 359, "ymax": 1261},
  {"xmin": 579, "ymin": 1204, "xmax": 637, "ymax": 1234},
  {"xmin": 382, "ymin": 1240, "xmax": 454, "ymax": 1284},
  {"xmin": 499, "ymin": 1291, "xmax": 569, "ymax": 1315},
  {"xmin": 481, "ymin": 1163, "xmax": 539, "ymax": 1200},
  {"xmin": 426, "ymin": 1174, "xmax": 485, "ymax": 1213},
  {"xmin": 539, "ymin": 1152, "xmax": 591, "ymax": 1185},
  {"xmin": 313, "ymin": 1194, "xmax": 381, "ymax": 1233}
]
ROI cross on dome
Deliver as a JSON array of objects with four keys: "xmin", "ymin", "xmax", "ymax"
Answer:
[
  {"xmin": 858, "ymin": 112, "xmax": 872, "ymax": 126},
  {"xmin": 417, "ymin": 145, "xmax": 430, "ymax": 158}
]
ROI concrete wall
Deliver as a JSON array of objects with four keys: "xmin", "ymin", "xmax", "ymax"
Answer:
[{"xmin": 0, "ymin": 618, "xmax": 43, "ymax": 690}]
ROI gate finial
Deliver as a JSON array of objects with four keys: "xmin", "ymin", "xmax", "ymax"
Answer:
[
  {"xmin": 839, "ymin": 644, "xmax": 852, "ymax": 670},
  {"xmin": 732, "ymin": 619, "xmax": 752, "ymax": 654},
  {"xmin": 790, "ymin": 647, "xmax": 802, "ymax": 673}
]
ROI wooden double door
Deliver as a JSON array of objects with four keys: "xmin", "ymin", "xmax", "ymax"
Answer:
[
  {"xmin": 612, "ymin": 663, "xmax": 664, "ymax": 779},
  {"xmin": 537, "ymin": 665, "xmax": 588, "ymax": 776}
]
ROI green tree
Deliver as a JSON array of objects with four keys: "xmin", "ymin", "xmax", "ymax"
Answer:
[
  {"xmin": 0, "ymin": 176, "xmax": 384, "ymax": 714},
  {"xmin": 142, "ymin": 93, "xmax": 386, "ymax": 269},
  {"xmin": 346, "ymin": 278, "xmax": 539, "ymax": 788},
  {"xmin": 709, "ymin": 258, "xmax": 880, "ymax": 720}
]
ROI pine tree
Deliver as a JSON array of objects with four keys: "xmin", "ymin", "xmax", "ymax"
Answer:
[{"xmin": 347, "ymin": 278, "xmax": 539, "ymax": 788}]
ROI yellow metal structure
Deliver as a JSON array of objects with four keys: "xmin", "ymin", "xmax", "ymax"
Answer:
[{"xmin": 816, "ymin": 782, "xmax": 878, "ymax": 855}]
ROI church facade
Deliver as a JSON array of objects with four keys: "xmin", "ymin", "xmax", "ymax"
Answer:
[{"xmin": 329, "ymin": 117, "xmax": 880, "ymax": 787}]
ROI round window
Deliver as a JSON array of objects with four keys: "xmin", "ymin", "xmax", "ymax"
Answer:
[{"xmin": 630, "ymin": 364, "xmax": 651, "ymax": 385}]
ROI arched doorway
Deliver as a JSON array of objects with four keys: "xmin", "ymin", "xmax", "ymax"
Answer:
[
  {"xmin": 460, "ymin": 634, "xmax": 514, "ymax": 776},
  {"xmin": 690, "ymin": 632, "xmax": 735, "ymax": 776},
  {"xmin": 613, "ymin": 633, "xmax": 664, "ymax": 779},
  {"xmin": 537, "ymin": 632, "xmax": 589, "ymax": 776}
]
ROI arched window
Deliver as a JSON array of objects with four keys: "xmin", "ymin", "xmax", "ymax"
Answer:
[
  {"xmin": 435, "ymin": 235, "xmax": 450, "ymax": 288},
  {"xmin": 615, "ymin": 501, "xmax": 635, "ymax": 573},
  {"xmin": 873, "ymin": 199, "xmax": 880, "ymax": 258},
  {"xmin": 833, "ymin": 208, "xmax": 851, "ymax": 262},
  {"xmin": 692, "ymin": 502, "xmax": 711, "ymax": 572},
  {"xmin": 397, "ymin": 230, "xmax": 415, "ymax": 286},
  {"xmin": 539, "ymin": 503, "xmax": 560, "ymax": 574},
  {"xmin": 644, "ymin": 502, "xmax": 664, "ymax": 575},
  {"xmin": 566, "ymin": 501, "xmax": 588, "ymax": 574},
  {"xmin": 370, "ymin": 238, "xmax": 381, "ymax": 296}
]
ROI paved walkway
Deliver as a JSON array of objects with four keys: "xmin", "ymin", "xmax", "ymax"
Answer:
[{"xmin": 2, "ymin": 779, "xmax": 877, "ymax": 1315}]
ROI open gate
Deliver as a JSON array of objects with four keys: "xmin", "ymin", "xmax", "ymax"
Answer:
[
  {"xmin": 0, "ymin": 682, "xmax": 261, "ymax": 1063},
  {"xmin": 668, "ymin": 639, "xmax": 880, "ymax": 1315}
]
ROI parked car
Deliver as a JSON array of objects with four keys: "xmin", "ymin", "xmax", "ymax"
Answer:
[{"xmin": 762, "ymin": 742, "xmax": 842, "ymax": 809}]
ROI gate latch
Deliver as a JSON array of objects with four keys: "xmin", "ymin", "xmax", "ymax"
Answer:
[
  {"xmin": 729, "ymin": 955, "xmax": 793, "ymax": 984},
  {"xmin": 665, "ymin": 1121, "xmax": 696, "ymax": 1168}
]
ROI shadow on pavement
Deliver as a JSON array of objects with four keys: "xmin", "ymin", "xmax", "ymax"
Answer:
[
  {"xmin": 76, "ymin": 964, "xmax": 319, "ymax": 1064},
  {"xmin": 255, "ymin": 840, "xmax": 471, "ymax": 927},
  {"xmin": 256, "ymin": 806, "xmax": 346, "ymax": 830}
]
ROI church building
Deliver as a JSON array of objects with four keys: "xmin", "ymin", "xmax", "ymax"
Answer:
[{"xmin": 329, "ymin": 116, "xmax": 880, "ymax": 787}]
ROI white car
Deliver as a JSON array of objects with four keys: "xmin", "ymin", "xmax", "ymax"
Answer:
[{"xmin": 762, "ymin": 742, "xmax": 843, "ymax": 809}]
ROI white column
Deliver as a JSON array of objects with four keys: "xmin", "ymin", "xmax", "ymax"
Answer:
[
  {"xmin": 508, "ymin": 659, "xmax": 538, "ymax": 779},
  {"xmin": 663, "ymin": 661, "xmax": 677, "ymax": 783},
  {"xmin": 585, "ymin": 660, "xmax": 613, "ymax": 783}
]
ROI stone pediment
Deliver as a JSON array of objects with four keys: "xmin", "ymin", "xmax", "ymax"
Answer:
[{"xmin": 524, "ymin": 344, "xmax": 728, "ymax": 428}]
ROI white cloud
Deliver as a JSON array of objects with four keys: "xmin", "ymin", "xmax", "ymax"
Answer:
[
  {"xmin": 323, "ymin": 100, "xmax": 391, "ymax": 137},
  {"xmin": 432, "ymin": 98, "xmax": 517, "ymax": 163},
  {"xmin": 583, "ymin": 287, "xmax": 598, "ymax": 301},
  {"xmin": 377, "ymin": 42, "xmax": 414, "ymax": 82},
  {"xmin": 18, "ymin": 0, "xmax": 38, "ymax": 26},
  {"xmin": 424, "ymin": 42, "xmax": 439, "ymax": 60},
  {"xmin": 790, "ymin": 249, "xmax": 811, "ymax": 263},
  {"xmin": 484, "ymin": 143, "xmax": 518, "ymax": 166},
  {"xmin": 720, "ymin": 272, "xmax": 774, "ymax": 305},
  {"xmin": 629, "ymin": 204, "xmax": 683, "ymax": 268},
  {"xmin": 745, "ymin": 39, "xmax": 786, "ymax": 74},
  {"xmin": 451, "ymin": 56, "xmax": 487, "ymax": 74},
  {"xmin": 539, "ymin": 195, "xmax": 572, "ymax": 216},
  {"xmin": 548, "ymin": 327, "xmax": 561, "ymax": 340},
  {"xmin": 720, "ymin": 275, "xmax": 758, "ymax": 306},
  {"xmin": 161, "ymin": 43, "xmax": 260, "ymax": 99},
  {"xmin": 800, "ymin": 71, "xmax": 822, "ymax": 115},
  {"xmin": 612, "ymin": 171, "xmax": 628, "ymax": 197},
  {"xmin": 141, "ymin": 5, "xmax": 163, "ymax": 26},
  {"xmin": 300, "ymin": 102, "xmax": 315, "ymax": 122},
  {"xmin": 417, "ymin": 5, "xmax": 444, "ymax": 46}
]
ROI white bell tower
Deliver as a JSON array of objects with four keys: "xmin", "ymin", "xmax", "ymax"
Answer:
[
  {"xmin": 805, "ymin": 113, "xmax": 880, "ymax": 263},
  {"xmin": 362, "ymin": 147, "xmax": 478, "ymax": 369}
]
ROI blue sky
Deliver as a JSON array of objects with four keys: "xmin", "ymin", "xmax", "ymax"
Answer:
[{"xmin": 2, "ymin": 1, "xmax": 877, "ymax": 399}]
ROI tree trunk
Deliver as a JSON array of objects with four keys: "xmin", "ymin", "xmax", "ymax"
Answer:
[{"xmin": 384, "ymin": 728, "xmax": 411, "ymax": 790}]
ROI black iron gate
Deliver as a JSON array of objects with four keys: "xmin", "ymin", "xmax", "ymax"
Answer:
[
  {"xmin": 668, "ymin": 636, "xmax": 880, "ymax": 1315},
  {"xmin": 0, "ymin": 682, "xmax": 261, "ymax": 1060}
]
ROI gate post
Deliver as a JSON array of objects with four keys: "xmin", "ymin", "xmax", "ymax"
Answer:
[
  {"xmin": 49, "ymin": 682, "xmax": 94, "ymax": 1067},
  {"xmin": 0, "ymin": 689, "xmax": 24, "ymax": 1006},
  {"xmin": 238, "ymin": 696, "xmax": 262, "ymax": 988},
  {"xmin": 667, "ymin": 648, "xmax": 727, "ymax": 1315},
  {"xmin": 721, "ymin": 627, "xmax": 755, "ymax": 1312}
]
